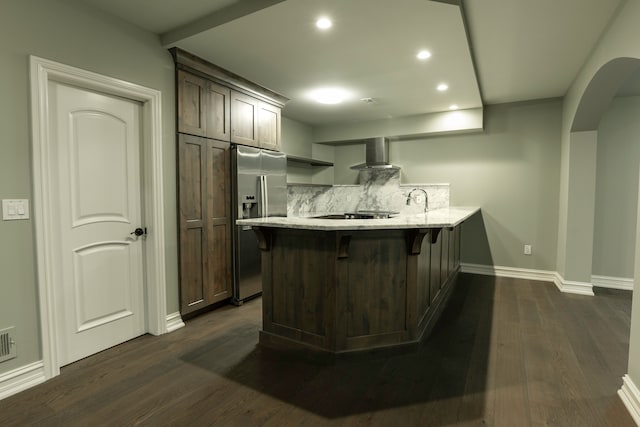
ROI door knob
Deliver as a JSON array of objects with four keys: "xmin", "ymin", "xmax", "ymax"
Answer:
[{"xmin": 131, "ymin": 227, "xmax": 146, "ymax": 237}]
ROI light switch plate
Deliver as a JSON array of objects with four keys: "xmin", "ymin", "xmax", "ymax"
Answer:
[{"xmin": 2, "ymin": 199, "xmax": 30, "ymax": 220}]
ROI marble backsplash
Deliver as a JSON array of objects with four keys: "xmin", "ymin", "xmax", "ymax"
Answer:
[{"xmin": 287, "ymin": 169, "xmax": 449, "ymax": 216}]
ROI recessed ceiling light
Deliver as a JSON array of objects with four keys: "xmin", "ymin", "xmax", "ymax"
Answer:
[
  {"xmin": 316, "ymin": 17, "xmax": 332, "ymax": 30},
  {"xmin": 309, "ymin": 87, "xmax": 350, "ymax": 104},
  {"xmin": 437, "ymin": 83, "xmax": 449, "ymax": 92},
  {"xmin": 449, "ymin": 104, "xmax": 459, "ymax": 110},
  {"xmin": 416, "ymin": 50, "xmax": 432, "ymax": 60}
]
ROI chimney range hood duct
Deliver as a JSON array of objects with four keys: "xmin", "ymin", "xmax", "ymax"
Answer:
[{"xmin": 350, "ymin": 137, "xmax": 400, "ymax": 170}]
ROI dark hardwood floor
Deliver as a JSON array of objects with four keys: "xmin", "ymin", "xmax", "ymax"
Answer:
[{"xmin": 0, "ymin": 274, "xmax": 634, "ymax": 426}]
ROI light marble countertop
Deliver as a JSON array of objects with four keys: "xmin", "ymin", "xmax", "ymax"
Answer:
[{"xmin": 236, "ymin": 207, "xmax": 480, "ymax": 231}]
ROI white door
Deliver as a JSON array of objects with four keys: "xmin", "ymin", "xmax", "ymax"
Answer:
[{"xmin": 48, "ymin": 81, "xmax": 146, "ymax": 366}]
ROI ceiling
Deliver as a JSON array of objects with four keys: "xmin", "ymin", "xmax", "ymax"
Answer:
[{"xmin": 79, "ymin": 0, "xmax": 625, "ymax": 126}]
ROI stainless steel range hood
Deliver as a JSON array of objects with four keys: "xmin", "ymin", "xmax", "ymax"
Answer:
[{"xmin": 350, "ymin": 137, "xmax": 400, "ymax": 170}]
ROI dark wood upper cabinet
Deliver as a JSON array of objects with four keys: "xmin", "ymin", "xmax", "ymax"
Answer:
[
  {"xmin": 205, "ymin": 81, "xmax": 231, "ymax": 141},
  {"xmin": 230, "ymin": 90, "xmax": 259, "ymax": 147},
  {"xmin": 178, "ymin": 70, "xmax": 231, "ymax": 141},
  {"xmin": 230, "ymin": 93, "xmax": 283, "ymax": 151},
  {"xmin": 172, "ymin": 48, "xmax": 288, "ymax": 151},
  {"xmin": 177, "ymin": 70, "xmax": 207, "ymax": 137},
  {"xmin": 258, "ymin": 101, "xmax": 281, "ymax": 151}
]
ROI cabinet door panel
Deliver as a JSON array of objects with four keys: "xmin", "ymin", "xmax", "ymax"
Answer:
[
  {"xmin": 258, "ymin": 101, "xmax": 281, "ymax": 151},
  {"xmin": 180, "ymin": 140, "xmax": 204, "ymax": 221},
  {"xmin": 178, "ymin": 135, "xmax": 232, "ymax": 313},
  {"xmin": 177, "ymin": 70, "xmax": 206, "ymax": 137},
  {"xmin": 455, "ymin": 226, "xmax": 461, "ymax": 268},
  {"xmin": 346, "ymin": 233, "xmax": 407, "ymax": 338},
  {"xmin": 448, "ymin": 227, "xmax": 456, "ymax": 274},
  {"xmin": 206, "ymin": 140, "xmax": 232, "ymax": 303},
  {"xmin": 230, "ymin": 91, "xmax": 259, "ymax": 147},
  {"xmin": 208, "ymin": 223, "xmax": 231, "ymax": 301},
  {"xmin": 440, "ymin": 228, "xmax": 449, "ymax": 288},
  {"xmin": 430, "ymin": 234, "xmax": 441, "ymax": 304},
  {"xmin": 178, "ymin": 134, "xmax": 207, "ymax": 314},
  {"xmin": 181, "ymin": 228, "xmax": 206, "ymax": 310},
  {"xmin": 416, "ymin": 234, "xmax": 431, "ymax": 320},
  {"xmin": 205, "ymin": 81, "xmax": 230, "ymax": 141}
]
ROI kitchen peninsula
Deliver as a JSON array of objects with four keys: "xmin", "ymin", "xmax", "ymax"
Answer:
[{"xmin": 237, "ymin": 207, "xmax": 479, "ymax": 356}]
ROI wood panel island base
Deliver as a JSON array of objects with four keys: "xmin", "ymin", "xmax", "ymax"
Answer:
[
  {"xmin": 255, "ymin": 226, "xmax": 462, "ymax": 358},
  {"xmin": 238, "ymin": 208, "xmax": 479, "ymax": 358},
  {"xmin": 238, "ymin": 208, "xmax": 478, "ymax": 358}
]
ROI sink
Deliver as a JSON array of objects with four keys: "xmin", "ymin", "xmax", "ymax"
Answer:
[
  {"xmin": 312, "ymin": 214, "xmax": 352, "ymax": 219},
  {"xmin": 312, "ymin": 211, "xmax": 399, "ymax": 220}
]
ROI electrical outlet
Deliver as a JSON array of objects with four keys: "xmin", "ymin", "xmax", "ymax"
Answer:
[{"xmin": 524, "ymin": 244, "xmax": 532, "ymax": 255}]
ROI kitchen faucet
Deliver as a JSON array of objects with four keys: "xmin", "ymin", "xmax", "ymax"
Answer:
[{"xmin": 406, "ymin": 188, "xmax": 429, "ymax": 212}]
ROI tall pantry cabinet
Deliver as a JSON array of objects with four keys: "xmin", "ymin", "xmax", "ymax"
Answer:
[{"xmin": 171, "ymin": 48, "xmax": 288, "ymax": 315}]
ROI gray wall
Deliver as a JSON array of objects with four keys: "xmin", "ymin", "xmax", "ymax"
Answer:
[
  {"xmin": 282, "ymin": 116, "xmax": 334, "ymax": 185},
  {"xmin": 593, "ymin": 96, "xmax": 640, "ymax": 279},
  {"xmin": 282, "ymin": 116, "xmax": 313, "ymax": 158},
  {"xmin": 0, "ymin": 0, "xmax": 178, "ymax": 374},
  {"xmin": 282, "ymin": 116, "xmax": 314, "ymax": 184},
  {"xmin": 330, "ymin": 99, "xmax": 563, "ymax": 271},
  {"xmin": 333, "ymin": 144, "xmax": 366, "ymax": 185}
]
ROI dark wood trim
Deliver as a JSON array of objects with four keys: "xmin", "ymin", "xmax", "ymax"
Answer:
[
  {"xmin": 253, "ymin": 227, "xmax": 272, "ymax": 251},
  {"xmin": 405, "ymin": 243, "xmax": 419, "ymax": 339},
  {"xmin": 407, "ymin": 228, "xmax": 429, "ymax": 254},
  {"xmin": 417, "ymin": 269, "xmax": 459, "ymax": 341},
  {"xmin": 336, "ymin": 233, "xmax": 352, "ymax": 259},
  {"xmin": 430, "ymin": 227, "xmax": 442, "ymax": 244}
]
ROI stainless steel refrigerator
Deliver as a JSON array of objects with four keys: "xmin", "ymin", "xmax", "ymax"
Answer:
[{"xmin": 231, "ymin": 145, "xmax": 287, "ymax": 304}]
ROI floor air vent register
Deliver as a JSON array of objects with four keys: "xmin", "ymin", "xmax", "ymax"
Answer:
[{"xmin": 0, "ymin": 327, "xmax": 16, "ymax": 362}]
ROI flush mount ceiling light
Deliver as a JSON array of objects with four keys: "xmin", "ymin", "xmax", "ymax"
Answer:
[
  {"xmin": 416, "ymin": 50, "xmax": 432, "ymax": 60},
  {"xmin": 316, "ymin": 17, "xmax": 332, "ymax": 30},
  {"xmin": 437, "ymin": 83, "xmax": 449, "ymax": 92},
  {"xmin": 309, "ymin": 87, "xmax": 351, "ymax": 104},
  {"xmin": 449, "ymin": 104, "xmax": 459, "ymax": 110}
]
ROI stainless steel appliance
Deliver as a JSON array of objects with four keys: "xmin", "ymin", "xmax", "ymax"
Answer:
[
  {"xmin": 350, "ymin": 137, "xmax": 401, "ymax": 170},
  {"xmin": 231, "ymin": 145, "xmax": 287, "ymax": 304}
]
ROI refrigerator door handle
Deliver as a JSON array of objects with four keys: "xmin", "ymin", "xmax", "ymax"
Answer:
[
  {"xmin": 263, "ymin": 175, "xmax": 269, "ymax": 217},
  {"xmin": 258, "ymin": 175, "xmax": 268, "ymax": 217}
]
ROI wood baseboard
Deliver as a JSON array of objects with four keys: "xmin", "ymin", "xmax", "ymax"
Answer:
[
  {"xmin": 0, "ymin": 361, "xmax": 46, "ymax": 400},
  {"xmin": 553, "ymin": 273, "xmax": 594, "ymax": 296},
  {"xmin": 460, "ymin": 263, "xmax": 557, "ymax": 282},
  {"xmin": 592, "ymin": 275, "xmax": 634, "ymax": 291},
  {"xmin": 619, "ymin": 374, "xmax": 640, "ymax": 426},
  {"xmin": 166, "ymin": 311, "xmax": 185, "ymax": 333},
  {"xmin": 460, "ymin": 263, "xmax": 594, "ymax": 296}
]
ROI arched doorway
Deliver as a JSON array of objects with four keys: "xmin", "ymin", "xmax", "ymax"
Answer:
[{"xmin": 566, "ymin": 56, "xmax": 640, "ymax": 421}]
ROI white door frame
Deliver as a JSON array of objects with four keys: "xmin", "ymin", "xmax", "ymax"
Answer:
[{"xmin": 30, "ymin": 56, "xmax": 168, "ymax": 380}]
